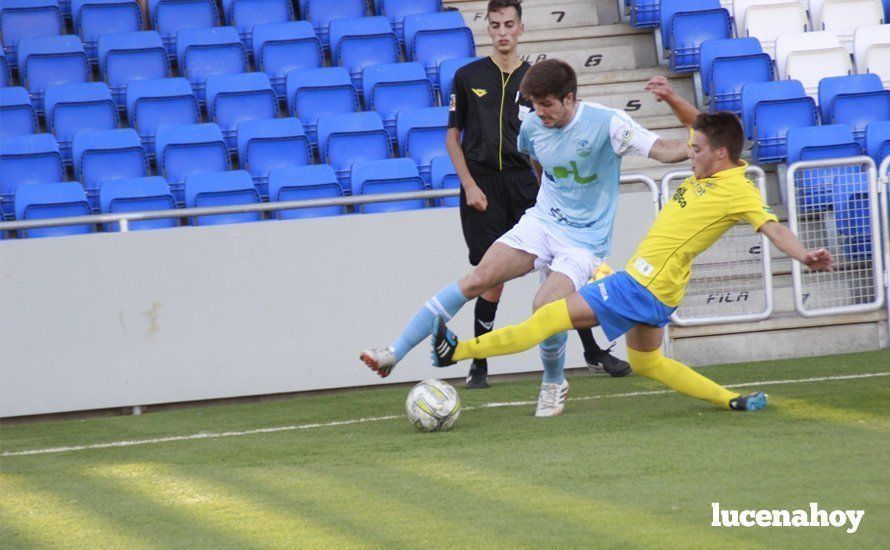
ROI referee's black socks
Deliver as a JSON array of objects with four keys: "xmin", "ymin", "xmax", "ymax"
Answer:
[
  {"xmin": 473, "ymin": 297, "xmax": 500, "ymax": 369},
  {"xmin": 577, "ymin": 328, "xmax": 603, "ymax": 354}
]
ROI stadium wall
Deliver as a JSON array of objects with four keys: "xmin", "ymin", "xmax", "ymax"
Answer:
[{"xmin": 0, "ymin": 187, "xmax": 658, "ymax": 417}]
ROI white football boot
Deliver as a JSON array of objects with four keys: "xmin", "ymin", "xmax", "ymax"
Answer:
[
  {"xmin": 535, "ymin": 379, "xmax": 570, "ymax": 417},
  {"xmin": 360, "ymin": 347, "xmax": 397, "ymax": 378}
]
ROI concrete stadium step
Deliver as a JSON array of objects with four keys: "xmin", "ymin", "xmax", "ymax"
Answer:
[
  {"xmin": 450, "ymin": 0, "xmax": 621, "ymax": 30},
  {"xmin": 578, "ymin": 73, "xmax": 695, "ymax": 122}
]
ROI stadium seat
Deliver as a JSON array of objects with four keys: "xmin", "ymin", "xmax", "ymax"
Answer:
[
  {"xmin": 304, "ymin": 0, "xmax": 366, "ymax": 49},
  {"xmin": 127, "ymin": 77, "xmax": 201, "ymax": 158},
  {"xmin": 351, "ymin": 157, "xmax": 426, "ymax": 213},
  {"xmin": 0, "ymin": 87, "xmax": 39, "ymax": 136},
  {"xmin": 741, "ymin": 79, "xmax": 817, "ymax": 163},
  {"xmin": 204, "ymin": 72, "xmax": 278, "ymax": 151},
  {"xmin": 221, "ymin": 0, "xmax": 294, "ymax": 50},
  {"xmin": 631, "ymin": 0, "xmax": 661, "ymax": 28},
  {"xmin": 148, "ymin": 0, "xmax": 221, "ymax": 55},
  {"xmin": 0, "ymin": 0, "xmax": 65, "ymax": 68},
  {"xmin": 286, "ymin": 67, "xmax": 360, "ymax": 147},
  {"xmin": 787, "ymin": 124, "xmax": 862, "ymax": 211},
  {"xmin": 775, "ymin": 32, "xmax": 852, "ymax": 98},
  {"xmin": 176, "ymin": 26, "xmax": 248, "ymax": 103},
  {"xmin": 706, "ymin": 51, "xmax": 774, "ymax": 115},
  {"xmin": 736, "ymin": 0, "xmax": 809, "ymax": 57},
  {"xmin": 865, "ymin": 120, "xmax": 890, "ymax": 163},
  {"xmin": 815, "ymin": 0, "xmax": 884, "ymax": 53},
  {"xmin": 99, "ymin": 176, "xmax": 178, "ymax": 231},
  {"xmin": 438, "ymin": 56, "xmax": 481, "ymax": 103},
  {"xmin": 184, "ymin": 169, "xmax": 261, "ymax": 226},
  {"xmin": 396, "ymin": 106, "xmax": 448, "ymax": 185},
  {"xmin": 252, "ymin": 21, "xmax": 323, "ymax": 100},
  {"xmin": 667, "ymin": 7, "xmax": 732, "ymax": 72},
  {"xmin": 430, "ymin": 154, "xmax": 459, "ymax": 207},
  {"xmin": 362, "ymin": 62, "xmax": 436, "ymax": 141},
  {"xmin": 1, "ymin": 50, "xmax": 12, "ymax": 87},
  {"xmin": 155, "ymin": 123, "xmax": 230, "ymax": 205},
  {"xmin": 14, "ymin": 181, "xmax": 92, "ymax": 238},
  {"xmin": 0, "ymin": 133, "xmax": 65, "ymax": 218},
  {"xmin": 381, "ymin": 0, "xmax": 441, "ymax": 45},
  {"xmin": 237, "ymin": 117, "xmax": 312, "ymax": 199},
  {"xmin": 818, "ymin": 73, "xmax": 890, "ymax": 146},
  {"xmin": 329, "ymin": 16, "xmax": 400, "ymax": 89},
  {"xmin": 72, "ymin": 128, "xmax": 149, "ymax": 208},
  {"xmin": 268, "ymin": 164, "xmax": 344, "ymax": 219},
  {"xmin": 44, "ymin": 81, "xmax": 120, "ymax": 163},
  {"xmin": 71, "ymin": 0, "xmax": 143, "ymax": 62},
  {"xmin": 98, "ymin": 31, "xmax": 170, "ymax": 110},
  {"xmin": 854, "ymin": 25, "xmax": 890, "ymax": 86},
  {"xmin": 317, "ymin": 111, "xmax": 392, "ymax": 194},
  {"xmin": 16, "ymin": 35, "xmax": 91, "ymax": 114},
  {"xmin": 404, "ymin": 11, "xmax": 475, "ymax": 86},
  {"xmin": 700, "ymin": 37, "xmax": 763, "ymax": 97}
]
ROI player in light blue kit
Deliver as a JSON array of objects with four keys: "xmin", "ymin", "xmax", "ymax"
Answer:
[{"xmin": 361, "ymin": 59, "xmax": 689, "ymax": 416}]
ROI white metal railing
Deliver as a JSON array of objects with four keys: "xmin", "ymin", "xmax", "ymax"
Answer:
[
  {"xmin": 880, "ymin": 156, "xmax": 890, "ymax": 344},
  {"xmin": 786, "ymin": 156, "xmax": 885, "ymax": 318},
  {"xmin": 661, "ymin": 166, "xmax": 774, "ymax": 326}
]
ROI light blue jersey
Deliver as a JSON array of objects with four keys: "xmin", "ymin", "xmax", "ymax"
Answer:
[{"xmin": 517, "ymin": 102, "xmax": 659, "ymax": 258}]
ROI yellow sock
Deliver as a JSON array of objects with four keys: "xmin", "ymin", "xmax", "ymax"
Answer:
[
  {"xmin": 627, "ymin": 347, "xmax": 740, "ymax": 409},
  {"xmin": 454, "ymin": 299, "xmax": 574, "ymax": 361}
]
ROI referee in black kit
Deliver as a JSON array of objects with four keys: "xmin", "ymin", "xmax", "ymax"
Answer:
[{"xmin": 446, "ymin": 0, "xmax": 629, "ymax": 389}]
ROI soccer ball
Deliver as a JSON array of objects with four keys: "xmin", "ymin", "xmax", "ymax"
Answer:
[{"xmin": 405, "ymin": 379, "xmax": 461, "ymax": 432}]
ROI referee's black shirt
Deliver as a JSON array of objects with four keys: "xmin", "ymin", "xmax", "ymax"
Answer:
[{"xmin": 448, "ymin": 57, "xmax": 533, "ymax": 176}]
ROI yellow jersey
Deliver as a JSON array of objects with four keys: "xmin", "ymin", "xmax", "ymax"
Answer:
[{"xmin": 625, "ymin": 162, "xmax": 778, "ymax": 307}]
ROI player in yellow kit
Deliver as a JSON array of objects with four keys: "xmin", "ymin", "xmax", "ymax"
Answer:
[{"xmin": 430, "ymin": 111, "xmax": 835, "ymax": 411}]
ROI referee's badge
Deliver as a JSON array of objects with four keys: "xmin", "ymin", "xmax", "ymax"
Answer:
[
  {"xmin": 449, "ymin": 93, "xmax": 456, "ymax": 112},
  {"xmin": 518, "ymin": 104, "xmax": 530, "ymax": 121}
]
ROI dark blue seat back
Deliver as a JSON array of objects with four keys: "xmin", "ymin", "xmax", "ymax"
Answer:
[
  {"xmin": 668, "ymin": 8, "xmax": 731, "ymax": 72},
  {"xmin": 252, "ymin": 21, "xmax": 323, "ymax": 98},
  {"xmin": 99, "ymin": 176, "xmax": 178, "ymax": 231},
  {"xmin": 17, "ymin": 35, "xmax": 90, "ymax": 113},
  {"xmin": 0, "ymin": 86, "xmax": 39, "ymax": 136},
  {"xmin": 44, "ymin": 81, "xmax": 119, "ymax": 161},
  {"xmin": 149, "ymin": 0, "xmax": 220, "ymax": 53},
  {"xmin": 304, "ymin": 0, "xmax": 366, "ymax": 46},
  {"xmin": 176, "ymin": 26, "xmax": 247, "ymax": 101},
  {"xmin": 268, "ymin": 164, "xmax": 345, "ymax": 219},
  {"xmin": 72, "ymin": 0, "xmax": 143, "ymax": 60},
  {"xmin": 72, "ymin": 128, "xmax": 148, "ymax": 208},
  {"xmin": 98, "ymin": 30, "xmax": 170, "ymax": 108},
  {"xmin": 709, "ymin": 53, "xmax": 773, "ymax": 115},
  {"xmin": 205, "ymin": 71, "xmax": 278, "ymax": 150},
  {"xmin": 363, "ymin": 61, "xmax": 435, "ymax": 139},
  {"xmin": 700, "ymin": 37, "xmax": 763, "ymax": 96},
  {"xmin": 631, "ymin": 0, "xmax": 660, "ymax": 28},
  {"xmin": 222, "ymin": 0, "xmax": 294, "ymax": 48},
  {"xmin": 237, "ymin": 117, "xmax": 311, "ymax": 198},
  {"xmin": 396, "ymin": 106, "xmax": 448, "ymax": 183},
  {"xmin": 286, "ymin": 66, "xmax": 359, "ymax": 146},
  {"xmin": 0, "ymin": 133, "xmax": 65, "ymax": 217},
  {"xmin": 403, "ymin": 11, "xmax": 474, "ymax": 85},
  {"xmin": 381, "ymin": 0, "xmax": 441, "ymax": 43},
  {"xmin": 126, "ymin": 77, "xmax": 201, "ymax": 156},
  {"xmin": 317, "ymin": 111, "xmax": 392, "ymax": 193},
  {"xmin": 351, "ymin": 157, "xmax": 426, "ymax": 213},
  {"xmin": 866, "ymin": 120, "xmax": 890, "ymax": 164},
  {"xmin": 155, "ymin": 122, "xmax": 230, "ymax": 205},
  {"xmin": 185, "ymin": 169, "xmax": 261, "ymax": 225},
  {"xmin": 0, "ymin": 0, "xmax": 64, "ymax": 65},
  {"xmin": 15, "ymin": 181, "xmax": 93, "ymax": 238},
  {"xmin": 329, "ymin": 16, "xmax": 400, "ymax": 89},
  {"xmin": 430, "ymin": 154, "xmax": 459, "ymax": 207}
]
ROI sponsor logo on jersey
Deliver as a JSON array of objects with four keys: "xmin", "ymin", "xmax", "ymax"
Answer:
[
  {"xmin": 471, "ymin": 88, "xmax": 488, "ymax": 98},
  {"xmin": 634, "ymin": 257, "xmax": 655, "ymax": 277},
  {"xmin": 449, "ymin": 93, "xmax": 456, "ymax": 111},
  {"xmin": 621, "ymin": 126, "xmax": 634, "ymax": 143},
  {"xmin": 551, "ymin": 161, "xmax": 597, "ymax": 184}
]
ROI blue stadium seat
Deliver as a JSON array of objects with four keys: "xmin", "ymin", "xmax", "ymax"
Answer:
[
  {"xmin": 71, "ymin": 0, "xmax": 143, "ymax": 62},
  {"xmin": 221, "ymin": 0, "xmax": 294, "ymax": 50},
  {"xmin": 708, "ymin": 54, "xmax": 773, "ymax": 115},
  {"xmin": 663, "ymin": 1, "xmax": 731, "ymax": 72},
  {"xmin": 630, "ymin": 0, "xmax": 660, "ymax": 28},
  {"xmin": 17, "ymin": 35, "xmax": 91, "ymax": 114},
  {"xmin": 317, "ymin": 111, "xmax": 392, "ymax": 194},
  {"xmin": 741, "ymin": 80, "xmax": 817, "ymax": 164},
  {"xmin": 0, "ymin": 133, "xmax": 65, "ymax": 218},
  {"xmin": 430, "ymin": 154, "xmax": 459, "ymax": 207},
  {"xmin": 404, "ymin": 11, "xmax": 474, "ymax": 86},
  {"xmin": 866, "ymin": 120, "xmax": 890, "ymax": 164},
  {"xmin": 155, "ymin": 123, "xmax": 230, "ymax": 205},
  {"xmin": 286, "ymin": 66, "xmax": 359, "ymax": 147},
  {"xmin": 126, "ymin": 77, "xmax": 201, "ymax": 158},
  {"xmin": 304, "ymin": 0, "xmax": 366, "ymax": 49},
  {"xmin": 237, "ymin": 117, "xmax": 311, "ymax": 199},
  {"xmin": 14, "ymin": 181, "xmax": 92, "ymax": 238},
  {"xmin": 148, "ymin": 0, "xmax": 220, "ymax": 55},
  {"xmin": 659, "ymin": 0, "xmax": 720, "ymax": 49},
  {"xmin": 329, "ymin": 16, "xmax": 400, "ymax": 90},
  {"xmin": 381, "ymin": 0, "xmax": 441, "ymax": 45},
  {"xmin": 252, "ymin": 21, "xmax": 323, "ymax": 100},
  {"xmin": 72, "ymin": 128, "xmax": 148, "ymax": 208},
  {"xmin": 184, "ymin": 169, "xmax": 261, "ymax": 226},
  {"xmin": 396, "ymin": 106, "xmax": 448, "ymax": 185},
  {"xmin": 700, "ymin": 38, "xmax": 763, "ymax": 97},
  {"xmin": 832, "ymin": 172, "xmax": 871, "ymax": 252},
  {"xmin": 438, "ymin": 56, "xmax": 480, "ymax": 104},
  {"xmin": 176, "ymin": 26, "xmax": 248, "ymax": 103},
  {"xmin": 204, "ymin": 72, "xmax": 278, "ymax": 151},
  {"xmin": 99, "ymin": 176, "xmax": 178, "ymax": 231},
  {"xmin": 44, "ymin": 81, "xmax": 119, "ymax": 163},
  {"xmin": 268, "ymin": 164, "xmax": 344, "ymax": 219},
  {"xmin": 98, "ymin": 31, "xmax": 169, "ymax": 109},
  {"xmin": 1, "ymin": 51, "xmax": 12, "ymax": 86},
  {"xmin": 787, "ymin": 124, "xmax": 862, "ymax": 212},
  {"xmin": 0, "ymin": 87, "xmax": 38, "ymax": 136},
  {"xmin": 819, "ymin": 74, "xmax": 890, "ymax": 148},
  {"xmin": 351, "ymin": 157, "xmax": 426, "ymax": 213},
  {"xmin": 0, "ymin": 0, "xmax": 65, "ymax": 68},
  {"xmin": 363, "ymin": 62, "xmax": 436, "ymax": 141}
]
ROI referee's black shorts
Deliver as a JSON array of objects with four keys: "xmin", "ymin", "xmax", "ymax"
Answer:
[{"xmin": 459, "ymin": 169, "xmax": 539, "ymax": 266}]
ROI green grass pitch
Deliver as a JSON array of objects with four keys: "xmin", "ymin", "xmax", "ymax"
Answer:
[{"xmin": 2, "ymin": 350, "xmax": 888, "ymax": 548}]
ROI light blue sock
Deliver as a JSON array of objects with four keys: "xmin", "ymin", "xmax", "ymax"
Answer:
[
  {"xmin": 391, "ymin": 283, "xmax": 468, "ymax": 362},
  {"xmin": 540, "ymin": 331, "xmax": 568, "ymax": 384}
]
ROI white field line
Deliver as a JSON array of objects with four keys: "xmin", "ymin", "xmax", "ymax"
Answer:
[{"xmin": 2, "ymin": 372, "xmax": 887, "ymax": 458}]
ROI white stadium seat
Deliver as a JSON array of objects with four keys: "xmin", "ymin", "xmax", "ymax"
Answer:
[
  {"xmin": 818, "ymin": 0, "xmax": 886, "ymax": 53},
  {"xmin": 776, "ymin": 31, "xmax": 853, "ymax": 97},
  {"xmin": 854, "ymin": 24, "xmax": 890, "ymax": 85},
  {"xmin": 737, "ymin": 1, "xmax": 810, "ymax": 57}
]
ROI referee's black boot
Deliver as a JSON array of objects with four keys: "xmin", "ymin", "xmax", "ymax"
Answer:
[{"xmin": 466, "ymin": 360, "xmax": 490, "ymax": 389}]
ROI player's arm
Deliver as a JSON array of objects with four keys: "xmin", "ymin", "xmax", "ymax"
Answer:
[
  {"xmin": 445, "ymin": 128, "xmax": 487, "ymax": 211},
  {"xmin": 611, "ymin": 110, "xmax": 687, "ymax": 163},
  {"xmin": 648, "ymin": 138, "xmax": 690, "ymax": 163},
  {"xmin": 758, "ymin": 220, "xmax": 835, "ymax": 271},
  {"xmin": 645, "ymin": 76, "xmax": 699, "ymax": 128},
  {"xmin": 530, "ymin": 158, "xmax": 543, "ymax": 184}
]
